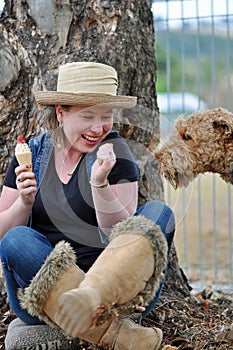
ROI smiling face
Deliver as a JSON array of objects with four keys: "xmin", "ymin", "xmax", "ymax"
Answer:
[{"xmin": 56, "ymin": 104, "xmax": 113, "ymax": 153}]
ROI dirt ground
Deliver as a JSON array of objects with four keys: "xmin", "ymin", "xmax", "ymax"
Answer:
[
  {"xmin": 145, "ymin": 288, "xmax": 233, "ymax": 350},
  {"xmin": 0, "ymin": 280, "xmax": 232, "ymax": 350}
]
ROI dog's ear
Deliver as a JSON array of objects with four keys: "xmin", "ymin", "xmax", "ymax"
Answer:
[{"xmin": 212, "ymin": 117, "xmax": 233, "ymax": 139}]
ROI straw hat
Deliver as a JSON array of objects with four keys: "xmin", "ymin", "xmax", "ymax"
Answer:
[{"xmin": 34, "ymin": 62, "xmax": 137, "ymax": 109}]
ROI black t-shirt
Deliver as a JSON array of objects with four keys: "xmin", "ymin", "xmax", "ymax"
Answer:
[{"xmin": 4, "ymin": 132, "xmax": 140, "ymax": 271}]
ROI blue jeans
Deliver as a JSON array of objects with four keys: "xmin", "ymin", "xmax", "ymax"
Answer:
[{"xmin": 0, "ymin": 200, "xmax": 175, "ymax": 325}]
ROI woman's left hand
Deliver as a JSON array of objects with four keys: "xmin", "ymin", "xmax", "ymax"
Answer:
[{"xmin": 90, "ymin": 143, "xmax": 116, "ymax": 186}]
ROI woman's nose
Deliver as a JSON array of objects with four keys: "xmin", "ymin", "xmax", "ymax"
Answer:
[{"xmin": 90, "ymin": 123, "xmax": 103, "ymax": 133}]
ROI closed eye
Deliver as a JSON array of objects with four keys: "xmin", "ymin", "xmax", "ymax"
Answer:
[
  {"xmin": 82, "ymin": 115, "xmax": 94, "ymax": 120},
  {"xmin": 81, "ymin": 115, "xmax": 112, "ymax": 120},
  {"xmin": 101, "ymin": 116, "xmax": 113, "ymax": 121}
]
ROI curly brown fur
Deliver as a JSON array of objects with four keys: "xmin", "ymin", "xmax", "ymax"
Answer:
[
  {"xmin": 18, "ymin": 240, "xmax": 76, "ymax": 328},
  {"xmin": 155, "ymin": 107, "xmax": 233, "ymax": 188}
]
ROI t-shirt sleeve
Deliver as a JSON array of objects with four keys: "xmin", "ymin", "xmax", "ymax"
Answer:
[
  {"xmin": 106, "ymin": 134, "xmax": 140, "ymax": 184},
  {"xmin": 3, "ymin": 156, "xmax": 18, "ymax": 189},
  {"xmin": 108, "ymin": 157, "xmax": 140, "ymax": 184}
]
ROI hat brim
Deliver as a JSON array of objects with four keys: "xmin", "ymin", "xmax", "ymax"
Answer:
[{"xmin": 34, "ymin": 92, "xmax": 137, "ymax": 109}]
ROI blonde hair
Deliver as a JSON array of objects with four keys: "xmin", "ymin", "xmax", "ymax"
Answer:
[{"xmin": 42, "ymin": 105, "xmax": 71, "ymax": 149}]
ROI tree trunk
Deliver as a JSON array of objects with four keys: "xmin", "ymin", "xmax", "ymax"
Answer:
[{"xmin": 0, "ymin": 0, "xmax": 190, "ymax": 310}]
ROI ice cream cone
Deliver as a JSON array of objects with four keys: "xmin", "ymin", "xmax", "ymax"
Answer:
[{"xmin": 15, "ymin": 136, "xmax": 32, "ymax": 171}]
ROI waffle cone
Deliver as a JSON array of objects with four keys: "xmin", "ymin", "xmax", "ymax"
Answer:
[
  {"xmin": 15, "ymin": 144, "xmax": 32, "ymax": 171},
  {"xmin": 15, "ymin": 152, "xmax": 32, "ymax": 168}
]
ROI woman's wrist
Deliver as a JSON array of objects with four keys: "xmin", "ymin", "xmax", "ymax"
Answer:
[{"xmin": 89, "ymin": 179, "xmax": 109, "ymax": 188}]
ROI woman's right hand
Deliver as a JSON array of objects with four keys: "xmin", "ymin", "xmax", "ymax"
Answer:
[{"xmin": 15, "ymin": 165, "xmax": 37, "ymax": 208}]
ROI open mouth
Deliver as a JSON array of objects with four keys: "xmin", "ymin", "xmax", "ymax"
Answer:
[{"xmin": 82, "ymin": 134, "xmax": 99, "ymax": 143}]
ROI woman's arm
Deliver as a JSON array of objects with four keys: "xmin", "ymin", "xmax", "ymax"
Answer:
[
  {"xmin": 90, "ymin": 181, "xmax": 138, "ymax": 235},
  {"xmin": 90, "ymin": 142, "xmax": 139, "ymax": 235},
  {"xmin": 0, "ymin": 166, "xmax": 37, "ymax": 239}
]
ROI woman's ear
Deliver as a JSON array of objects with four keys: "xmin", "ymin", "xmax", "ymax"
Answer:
[{"xmin": 55, "ymin": 104, "xmax": 63, "ymax": 123}]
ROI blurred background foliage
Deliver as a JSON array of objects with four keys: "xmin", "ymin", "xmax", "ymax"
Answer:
[{"xmin": 155, "ymin": 28, "xmax": 233, "ymax": 108}]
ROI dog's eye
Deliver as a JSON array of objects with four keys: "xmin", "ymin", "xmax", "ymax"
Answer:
[{"xmin": 182, "ymin": 133, "xmax": 192, "ymax": 141}]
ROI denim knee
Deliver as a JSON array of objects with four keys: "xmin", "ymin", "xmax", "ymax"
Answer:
[
  {"xmin": 136, "ymin": 200, "xmax": 175, "ymax": 250},
  {"xmin": 1, "ymin": 227, "xmax": 24, "ymax": 264},
  {"xmin": 1, "ymin": 226, "xmax": 52, "ymax": 268},
  {"xmin": 1, "ymin": 226, "xmax": 34, "ymax": 263}
]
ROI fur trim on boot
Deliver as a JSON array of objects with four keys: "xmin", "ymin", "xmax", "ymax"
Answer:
[{"xmin": 18, "ymin": 240, "xmax": 77, "ymax": 328}]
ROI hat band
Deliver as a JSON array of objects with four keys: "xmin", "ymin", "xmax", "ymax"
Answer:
[{"xmin": 57, "ymin": 63, "xmax": 118, "ymax": 95}]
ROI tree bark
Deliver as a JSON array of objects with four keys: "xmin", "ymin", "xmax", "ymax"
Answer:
[{"xmin": 0, "ymin": 0, "xmax": 190, "ymax": 306}]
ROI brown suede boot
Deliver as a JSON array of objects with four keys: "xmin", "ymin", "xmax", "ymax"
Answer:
[
  {"xmin": 18, "ymin": 239, "xmax": 163, "ymax": 350},
  {"xmin": 79, "ymin": 317, "xmax": 163, "ymax": 350},
  {"xmin": 55, "ymin": 216, "xmax": 168, "ymax": 336},
  {"xmin": 99, "ymin": 318, "xmax": 163, "ymax": 350}
]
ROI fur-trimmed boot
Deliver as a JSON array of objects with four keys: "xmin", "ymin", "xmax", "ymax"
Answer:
[
  {"xmin": 18, "ymin": 238, "xmax": 163, "ymax": 350},
  {"xmin": 78, "ymin": 317, "xmax": 163, "ymax": 350},
  {"xmin": 18, "ymin": 240, "xmax": 85, "ymax": 328},
  {"xmin": 55, "ymin": 215, "xmax": 168, "ymax": 337}
]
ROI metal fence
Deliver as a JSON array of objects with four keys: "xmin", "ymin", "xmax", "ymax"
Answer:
[{"xmin": 153, "ymin": 0, "xmax": 233, "ymax": 291}]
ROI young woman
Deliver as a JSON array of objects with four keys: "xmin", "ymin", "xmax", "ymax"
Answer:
[{"xmin": 0, "ymin": 62, "xmax": 175, "ymax": 350}]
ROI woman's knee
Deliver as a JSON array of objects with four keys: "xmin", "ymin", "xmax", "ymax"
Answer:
[
  {"xmin": 1, "ymin": 226, "xmax": 50, "ymax": 263},
  {"xmin": 138, "ymin": 200, "xmax": 174, "ymax": 226},
  {"xmin": 1, "ymin": 226, "xmax": 30, "ymax": 257},
  {"xmin": 136, "ymin": 200, "xmax": 175, "ymax": 246}
]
